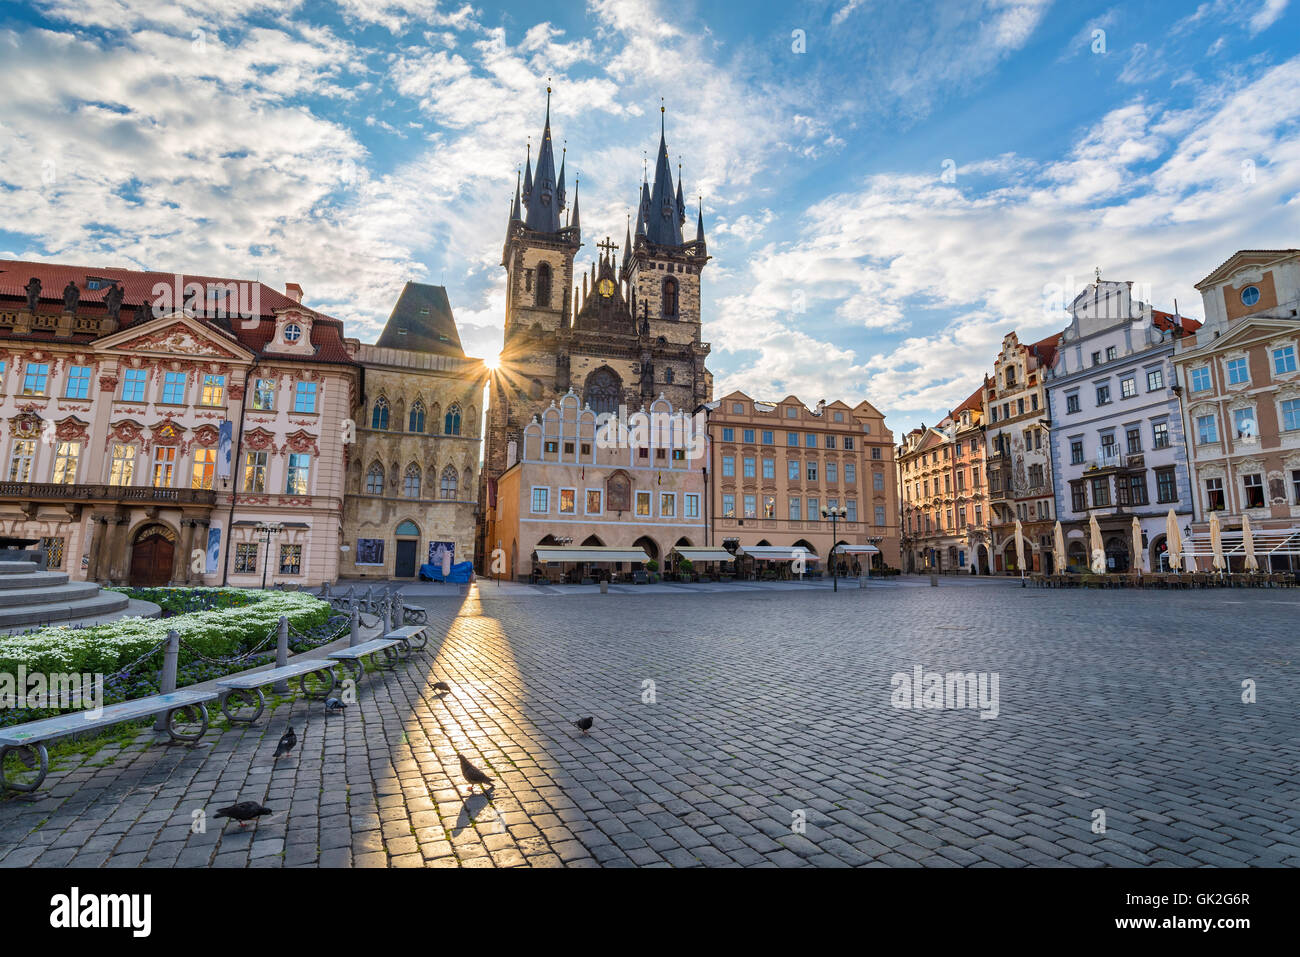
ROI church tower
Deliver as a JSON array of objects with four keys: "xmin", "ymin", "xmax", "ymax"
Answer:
[
  {"xmin": 623, "ymin": 105, "xmax": 713, "ymax": 406},
  {"xmin": 478, "ymin": 96, "xmax": 713, "ymax": 568}
]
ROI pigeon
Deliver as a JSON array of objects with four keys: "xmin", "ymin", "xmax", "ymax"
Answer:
[
  {"xmin": 457, "ymin": 753, "xmax": 494, "ymax": 795},
  {"xmin": 273, "ymin": 726, "xmax": 297, "ymax": 759},
  {"xmin": 432, "ymin": 681, "xmax": 451, "ymax": 694},
  {"xmin": 324, "ymin": 698, "xmax": 346, "ymax": 714},
  {"xmin": 214, "ymin": 802, "xmax": 272, "ymax": 828},
  {"xmin": 573, "ymin": 716, "xmax": 594, "ymax": 734}
]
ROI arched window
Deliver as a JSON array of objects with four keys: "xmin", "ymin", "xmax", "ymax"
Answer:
[
  {"xmin": 371, "ymin": 396, "xmax": 389, "ymax": 430},
  {"xmin": 409, "ymin": 400, "xmax": 425, "ymax": 433},
  {"xmin": 365, "ymin": 463, "xmax": 384, "ymax": 495},
  {"xmin": 444, "ymin": 403, "xmax": 462, "ymax": 436},
  {"xmin": 440, "ymin": 465, "xmax": 458, "ymax": 499},
  {"xmin": 403, "ymin": 463, "xmax": 421, "ymax": 498},
  {"xmin": 536, "ymin": 262, "xmax": 552, "ymax": 308},
  {"xmin": 583, "ymin": 367, "xmax": 621, "ymax": 415},
  {"xmin": 664, "ymin": 367, "xmax": 675, "ymax": 384},
  {"xmin": 662, "ymin": 277, "xmax": 678, "ymax": 317}
]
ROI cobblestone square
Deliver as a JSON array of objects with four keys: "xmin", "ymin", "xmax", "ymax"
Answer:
[{"xmin": 2, "ymin": 579, "xmax": 1297, "ymax": 868}]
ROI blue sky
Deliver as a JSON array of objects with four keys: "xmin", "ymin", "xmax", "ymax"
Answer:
[{"xmin": 1, "ymin": 0, "xmax": 1297, "ymax": 437}]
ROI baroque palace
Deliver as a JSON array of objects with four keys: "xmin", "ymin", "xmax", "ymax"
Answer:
[{"xmin": 0, "ymin": 261, "xmax": 487, "ymax": 588}]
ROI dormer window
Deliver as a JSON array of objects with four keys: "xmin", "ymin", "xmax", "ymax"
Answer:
[{"xmin": 284, "ymin": 323, "xmax": 302, "ymax": 342}]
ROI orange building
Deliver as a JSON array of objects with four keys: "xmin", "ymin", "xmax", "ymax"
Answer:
[{"xmin": 704, "ymin": 391, "xmax": 899, "ymax": 571}]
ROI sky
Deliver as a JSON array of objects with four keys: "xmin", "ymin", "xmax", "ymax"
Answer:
[{"xmin": 0, "ymin": 0, "xmax": 1298, "ymax": 437}]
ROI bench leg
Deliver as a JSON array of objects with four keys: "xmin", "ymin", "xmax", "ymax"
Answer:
[
  {"xmin": 336, "ymin": 659, "xmax": 364, "ymax": 686},
  {"xmin": 0, "ymin": 744, "xmax": 49, "ymax": 793},
  {"xmin": 166, "ymin": 703, "xmax": 210, "ymax": 743},
  {"xmin": 220, "ymin": 688, "xmax": 266, "ymax": 724},
  {"xmin": 298, "ymin": 667, "xmax": 337, "ymax": 701}
]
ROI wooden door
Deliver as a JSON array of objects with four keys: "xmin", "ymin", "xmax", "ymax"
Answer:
[
  {"xmin": 130, "ymin": 532, "xmax": 174, "ymax": 586},
  {"xmin": 395, "ymin": 539, "xmax": 417, "ymax": 578}
]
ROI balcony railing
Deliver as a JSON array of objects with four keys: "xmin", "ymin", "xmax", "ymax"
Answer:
[{"xmin": 0, "ymin": 482, "xmax": 217, "ymax": 506}]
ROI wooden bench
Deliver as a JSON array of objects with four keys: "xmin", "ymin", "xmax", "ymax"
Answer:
[
  {"xmin": 0, "ymin": 689, "xmax": 218, "ymax": 793},
  {"xmin": 327, "ymin": 638, "xmax": 404, "ymax": 683},
  {"xmin": 216, "ymin": 658, "xmax": 340, "ymax": 724}
]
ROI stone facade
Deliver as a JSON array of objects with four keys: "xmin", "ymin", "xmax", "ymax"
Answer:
[{"xmin": 341, "ymin": 340, "xmax": 486, "ymax": 579}]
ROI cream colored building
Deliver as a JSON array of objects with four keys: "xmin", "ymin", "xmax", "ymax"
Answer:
[
  {"xmin": 342, "ymin": 283, "xmax": 487, "ymax": 579},
  {"xmin": 485, "ymin": 392, "xmax": 706, "ymax": 580}
]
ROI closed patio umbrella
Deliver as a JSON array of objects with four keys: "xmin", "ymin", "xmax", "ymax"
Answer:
[
  {"xmin": 1209, "ymin": 511, "xmax": 1225, "ymax": 572},
  {"xmin": 1053, "ymin": 521, "xmax": 1066, "ymax": 573},
  {"xmin": 1014, "ymin": 518, "xmax": 1026, "ymax": 576},
  {"xmin": 1242, "ymin": 513, "xmax": 1259, "ymax": 573},
  {"xmin": 1165, "ymin": 508, "xmax": 1182, "ymax": 571},
  {"xmin": 1131, "ymin": 516, "xmax": 1145, "ymax": 574},
  {"xmin": 1089, "ymin": 513, "xmax": 1105, "ymax": 574}
]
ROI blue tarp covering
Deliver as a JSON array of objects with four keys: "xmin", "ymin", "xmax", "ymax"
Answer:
[{"xmin": 420, "ymin": 560, "xmax": 473, "ymax": 583}]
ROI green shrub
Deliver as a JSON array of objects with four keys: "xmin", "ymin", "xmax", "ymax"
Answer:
[{"xmin": 0, "ymin": 588, "xmax": 329, "ymax": 676}]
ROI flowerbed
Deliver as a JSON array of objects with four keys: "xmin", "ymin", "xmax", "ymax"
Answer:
[{"xmin": 0, "ymin": 588, "xmax": 330, "ymax": 676}]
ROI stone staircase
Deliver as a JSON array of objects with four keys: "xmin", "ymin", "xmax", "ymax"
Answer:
[{"xmin": 0, "ymin": 561, "xmax": 160, "ymax": 633}]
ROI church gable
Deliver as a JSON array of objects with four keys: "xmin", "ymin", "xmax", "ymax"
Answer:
[{"xmin": 100, "ymin": 314, "xmax": 249, "ymax": 361}]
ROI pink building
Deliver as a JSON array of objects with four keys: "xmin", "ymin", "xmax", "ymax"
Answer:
[{"xmin": 0, "ymin": 260, "xmax": 360, "ymax": 587}]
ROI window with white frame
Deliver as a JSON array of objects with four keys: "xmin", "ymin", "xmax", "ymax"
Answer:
[
  {"xmin": 152, "ymin": 446, "xmax": 177, "ymax": 487},
  {"xmin": 1273, "ymin": 346, "xmax": 1297, "ymax": 375},
  {"xmin": 1146, "ymin": 368, "xmax": 1164, "ymax": 391},
  {"xmin": 722, "ymin": 493, "xmax": 735, "ymax": 517},
  {"xmin": 64, "ymin": 365, "xmax": 92, "ymax": 399},
  {"xmin": 685, "ymin": 493, "xmax": 698, "ymax": 518},
  {"xmin": 285, "ymin": 453, "xmax": 311, "ymax": 495},
  {"xmin": 200, "ymin": 374, "xmax": 225, "ymax": 406},
  {"xmin": 531, "ymin": 487, "xmax": 549, "ymax": 513},
  {"xmin": 636, "ymin": 491, "xmax": 652, "ymax": 516},
  {"xmin": 789, "ymin": 496, "xmax": 801, "ymax": 521},
  {"xmin": 660, "ymin": 492, "xmax": 676, "ymax": 517},
  {"xmin": 1281, "ymin": 398, "xmax": 1300, "ymax": 432},
  {"xmin": 1195, "ymin": 414, "xmax": 1219, "ymax": 444},
  {"xmin": 1242, "ymin": 473, "xmax": 1265, "ymax": 509},
  {"xmin": 1152, "ymin": 420, "xmax": 1170, "ymax": 449},
  {"xmin": 586, "ymin": 489, "xmax": 603, "ymax": 514},
  {"xmin": 1226, "ymin": 357, "xmax": 1249, "ymax": 385},
  {"xmin": 1232, "ymin": 407, "xmax": 1257, "ymax": 439},
  {"xmin": 559, "ymin": 488, "xmax": 576, "ymax": 514},
  {"xmin": 1189, "ymin": 366, "xmax": 1211, "ymax": 392},
  {"xmin": 244, "ymin": 451, "xmax": 268, "ymax": 492},
  {"xmin": 742, "ymin": 494, "xmax": 756, "ymax": 518},
  {"xmin": 252, "ymin": 378, "xmax": 276, "ymax": 410},
  {"xmin": 191, "ymin": 448, "xmax": 216, "ymax": 489}
]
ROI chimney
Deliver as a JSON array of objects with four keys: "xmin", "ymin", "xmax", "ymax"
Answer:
[{"xmin": 285, "ymin": 282, "xmax": 304, "ymax": 304}]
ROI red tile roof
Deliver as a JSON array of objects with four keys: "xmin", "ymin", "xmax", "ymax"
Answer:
[
  {"xmin": 1152, "ymin": 308, "xmax": 1202, "ymax": 333},
  {"xmin": 0, "ymin": 259, "xmax": 357, "ymax": 366}
]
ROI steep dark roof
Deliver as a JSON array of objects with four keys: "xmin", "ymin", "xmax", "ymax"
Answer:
[{"xmin": 375, "ymin": 282, "xmax": 464, "ymax": 357}]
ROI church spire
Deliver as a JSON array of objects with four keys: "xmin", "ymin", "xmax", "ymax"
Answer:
[
  {"xmin": 569, "ymin": 178, "xmax": 581, "ymax": 237},
  {"xmin": 645, "ymin": 101, "xmax": 684, "ymax": 247},
  {"xmin": 524, "ymin": 84, "xmax": 563, "ymax": 233},
  {"xmin": 675, "ymin": 162, "xmax": 686, "ymax": 227},
  {"xmin": 695, "ymin": 196, "xmax": 705, "ymax": 244},
  {"xmin": 510, "ymin": 170, "xmax": 522, "ymax": 222},
  {"xmin": 522, "ymin": 140, "xmax": 533, "ymax": 207},
  {"xmin": 557, "ymin": 145, "xmax": 567, "ymax": 212}
]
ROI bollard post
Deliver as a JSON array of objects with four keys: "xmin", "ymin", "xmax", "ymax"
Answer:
[
  {"xmin": 930, "ymin": 572, "xmax": 938, "ymax": 587},
  {"xmin": 599, "ymin": 580, "xmax": 608, "ymax": 594},
  {"xmin": 153, "ymin": 629, "xmax": 180, "ymax": 730},
  {"xmin": 350, "ymin": 603, "xmax": 360, "ymax": 647},
  {"xmin": 273, "ymin": 616, "xmax": 289, "ymax": 693}
]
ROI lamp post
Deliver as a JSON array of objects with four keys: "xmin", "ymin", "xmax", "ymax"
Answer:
[
  {"xmin": 255, "ymin": 521, "xmax": 283, "ymax": 591},
  {"xmin": 822, "ymin": 505, "xmax": 847, "ymax": 591}
]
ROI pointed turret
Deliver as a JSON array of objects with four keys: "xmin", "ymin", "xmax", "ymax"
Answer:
[
  {"xmin": 645, "ymin": 104, "xmax": 684, "ymax": 247},
  {"xmin": 524, "ymin": 87, "xmax": 563, "ymax": 233},
  {"xmin": 675, "ymin": 166, "xmax": 686, "ymax": 227},
  {"xmin": 510, "ymin": 171, "xmax": 522, "ymax": 222},
  {"xmin": 695, "ymin": 197, "xmax": 705, "ymax": 244},
  {"xmin": 569, "ymin": 179, "xmax": 581, "ymax": 238},
  {"xmin": 522, "ymin": 142, "xmax": 533, "ymax": 207},
  {"xmin": 557, "ymin": 147, "xmax": 567, "ymax": 212}
]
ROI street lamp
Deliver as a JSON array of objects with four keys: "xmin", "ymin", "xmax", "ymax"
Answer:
[
  {"xmin": 822, "ymin": 505, "xmax": 847, "ymax": 591},
  {"xmin": 255, "ymin": 521, "xmax": 283, "ymax": 590}
]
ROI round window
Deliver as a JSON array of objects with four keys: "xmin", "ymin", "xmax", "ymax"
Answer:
[
  {"xmin": 284, "ymin": 323, "xmax": 302, "ymax": 342},
  {"xmin": 1240, "ymin": 286, "xmax": 1260, "ymax": 307}
]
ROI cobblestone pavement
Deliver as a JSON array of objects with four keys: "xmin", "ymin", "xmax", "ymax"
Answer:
[{"xmin": 2, "ymin": 582, "xmax": 1298, "ymax": 867}]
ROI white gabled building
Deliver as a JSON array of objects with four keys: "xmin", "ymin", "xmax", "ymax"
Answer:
[{"xmin": 1044, "ymin": 277, "xmax": 1200, "ymax": 572}]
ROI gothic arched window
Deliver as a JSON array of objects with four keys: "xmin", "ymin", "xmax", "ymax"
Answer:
[
  {"xmin": 366, "ymin": 463, "xmax": 384, "ymax": 495},
  {"xmin": 444, "ymin": 403, "xmax": 462, "ymax": 436},
  {"xmin": 583, "ymin": 367, "xmax": 622, "ymax": 415},
  {"xmin": 662, "ymin": 277, "xmax": 678, "ymax": 317},
  {"xmin": 536, "ymin": 262, "xmax": 552, "ymax": 308},
  {"xmin": 403, "ymin": 463, "xmax": 421, "ymax": 498},
  {"xmin": 409, "ymin": 400, "xmax": 425, "ymax": 434},
  {"xmin": 371, "ymin": 397, "xmax": 389, "ymax": 430},
  {"xmin": 440, "ymin": 465, "xmax": 459, "ymax": 499}
]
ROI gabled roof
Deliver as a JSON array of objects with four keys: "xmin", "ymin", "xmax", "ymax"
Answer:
[
  {"xmin": 0, "ymin": 258, "xmax": 355, "ymax": 364},
  {"xmin": 1195, "ymin": 249, "xmax": 1300, "ymax": 290},
  {"xmin": 374, "ymin": 282, "xmax": 464, "ymax": 357},
  {"xmin": 1151, "ymin": 308, "xmax": 1202, "ymax": 333},
  {"xmin": 952, "ymin": 383, "xmax": 984, "ymax": 416},
  {"xmin": 1028, "ymin": 332, "xmax": 1062, "ymax": 368}
]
